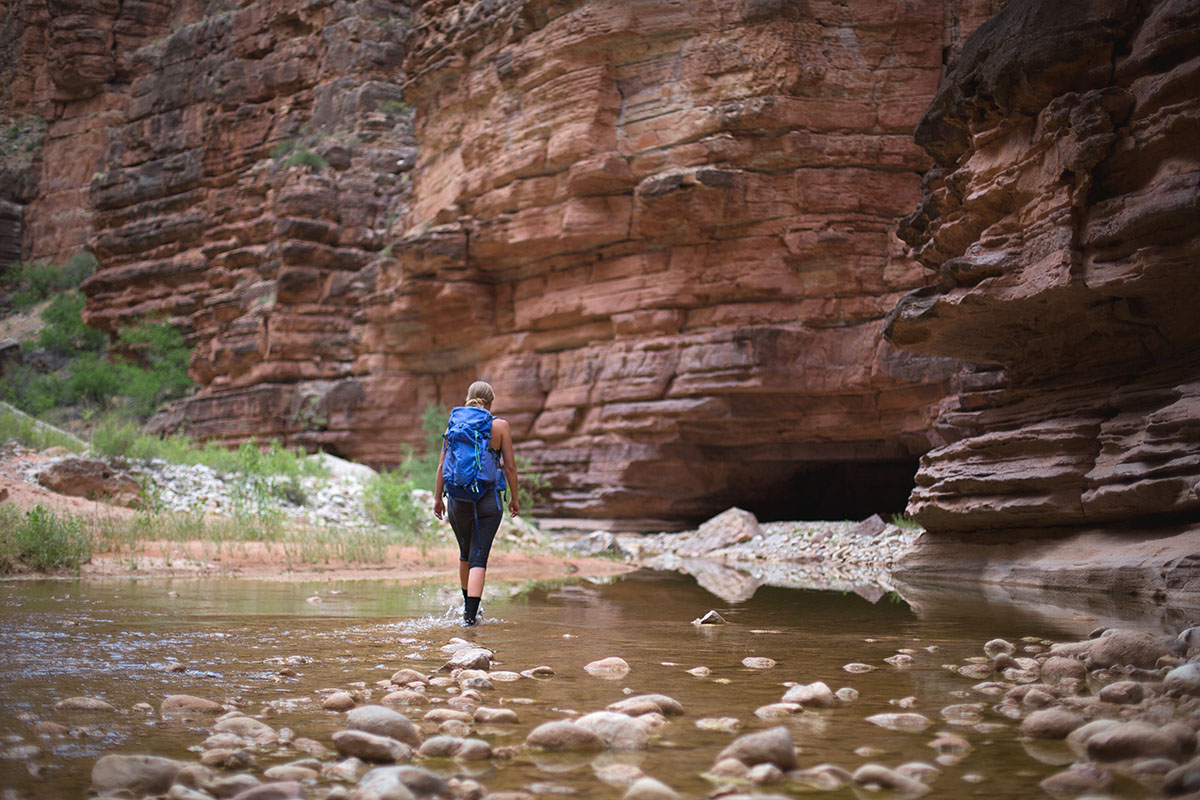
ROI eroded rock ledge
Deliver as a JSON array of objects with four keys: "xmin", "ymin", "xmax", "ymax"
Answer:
[{"xmin": 882, "ymin": 0, "xmax": 1200, "ymax": 588}]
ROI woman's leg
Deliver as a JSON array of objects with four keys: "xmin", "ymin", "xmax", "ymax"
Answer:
[
  {"xmin": 448, "ymin": 502, "xmax": 472, "ymax": 605},
  {"xmin": 463, "ymin": 492, "xmax": 502, "ymax": 625}
]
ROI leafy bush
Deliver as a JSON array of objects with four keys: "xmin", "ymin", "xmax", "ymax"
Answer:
[
  {"xmin": 514, "ymin": 454, "xmax": 549, "ymax": 514},
  {"xmin": 0, "ymin": 365, "xmax": 71, "ymax": 415},
  {"xmin": 114, "ymin": 320, "xmax": 194, "ymax": 415},
  {"xmin": 889, "ymin": 512, "xmax": 922, "ymax": 531},
  {"xmin": 28, "ymin": 291, "xmax": 107, "ymax": 355},
  {"xmin": 0, "ymin": 505, "xmax": 92, "ymax": 573},
  {"xmin": 6, "ymin": 252, "xmax": 95, "ymax": 310},
  {"xmin": 5, "ymin": 287, "xmax": 195, "ymax": 419},
  {"xmin": 271, "ymin": 136, "xmax": 329, "ymax": 173},
  {"xmin": 363, "ymin": 469, "xmax": 427, "ymax": 535},
  {"xmin": 67, "ymin": 352, "xmax": 126, "ymax": 405}
]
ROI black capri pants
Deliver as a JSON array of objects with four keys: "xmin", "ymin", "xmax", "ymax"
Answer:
[{"xmin": 447, "ymin": 490, "xmax": 503, "ymax": 569}]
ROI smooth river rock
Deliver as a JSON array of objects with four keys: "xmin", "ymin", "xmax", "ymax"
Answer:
[
  {"xmin": 161, "ymin": 694, "xmax": 225, "ymax": 714},
  {"xmin": 55, "ymin": 696, "xmax": 116, "ymax": 712},
  {"xmin": 332, "ymin": 730, "xmax": 414, "ymax": 763},
  {"xmin": 607, "ymin": 694, "xmax": 684, "ymax": 716},
  {"xmin": 585, "ymin": 657, "xmax": 631, "ymax": 675},
  {"xmin": 865, "ymin": 713, "xmax": 933, "ymax": 733},
  {"xmin": 1019, "ymin": 708, "xmax": 1086, "ymax": 740},
  {"xmin": 575, "ymin": 711, "xmax": 650, "ymax": 750},
  {"xmin": 622, "ymin": 776, "xmax": 680, "ymax": 800},
  {"xmin": 715, "ymin": 726, "xmax": 798, "ymax": 770},
  {"xmin": 346, "ymin": 705, "xmax": 422, "ymax": 748},
  {"xmin": 781, "ymin": 681, "xmax": 836, "ymax": 708},
  {"xmin": 524, "ymin": 721, "xmax": 606, "ymax": 751},
  {"xmin": 92, "ymin": 754, "xmax": 183, "ymax": 796}
]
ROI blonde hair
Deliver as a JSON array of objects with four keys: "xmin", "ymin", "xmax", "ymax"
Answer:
[{"xmin": 465, "ymin": 381, "xmax": 494, "ymax": 409}]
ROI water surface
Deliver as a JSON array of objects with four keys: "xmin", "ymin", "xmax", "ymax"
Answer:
[{"xmin": 0, "ymin": 570, "xmax": 1175, "ymax": 798}]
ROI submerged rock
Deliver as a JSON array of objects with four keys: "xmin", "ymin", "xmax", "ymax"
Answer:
[
  {"xmin": 1086, "ymin": 630, "xmax": 1172, "ymax": 669},
  {"xmin": 622, "ymin": 776, "xmax": 680, "ymax": 800},
  {"xmin": 984, "ymin": 639, "xmax": 1015, "ymax": 658},
  {"xmin": 1164, "ymin": 663, "xmax": 1200, "ymax": 697},
  {"xmin": 715, "ymin": 726, "xmax": 798, "ymax": 770},
  {"xmin": 322, "ymin": 692, "xmax": 357, "ymax": 712},
  {"xmin": 742, "ymin": 657, "xmax": 776, "ymax": 669},
  {"xmin": 91, "ymin": 754, "xmax": 183, "ymax": 796},
  {"xmin": 525, "ymin": 721, "xmax": 606, "ymax": 751},
  {"xmin": 608, "ymin": 694, "xmax": 684, "ymax": 716},
  {"xmin": 347, "ymin": 705, "xmax": 422, "ymax": 748},
  {"xmin": 231, "ymin": 781, "xmax": 305, "ymax": 799},
  {"xmin": 575, "ymin": 711, "xmax": 650, "ymax": 749},
  {"xmin": 474, "ymin": 706, "xmax": 519, "ymax": 724},
  {"xmin": 55, "ymin": 696, "xmax": 116, "ymax": 712},
  {"xmin": 1019, "ymin": 709, "xmax": 1085, "ymax": 740},
  {"xmin": 417, "ymin": 735, "xmax": 491, "ymax": 760},
  {"xmin": 865, "ymin": 713, "xmax": 933, "ymax": 733},
  {"xmin": 332, "ymin": 730, "xmax": 414, "ymax": 762},
  {"xmin": 852, "ymin": 763, "xmax": 930, "ymax": 795},
  {"xmin": 443, "ymin": 648, "xmax": 494, "ymax": 671},
  {"xmin": 1086, "ymin": 721, "xmax": 1184, "ymax": 762},
  {"xmin": 585, "ymin": 657, "xmax": 631, "ymax": 675},
  {"xmin": 781, "ymin": 681, "xmax": 836, "ymax": 708},
  {"xmin": 1039, "ymin": 764, "xmax": 1114, "ymax": 794},
  {"xmin": 1097, "ymin": 680, "xmax": 1146, "ymax": 704},
  {"xmin": 161, "ymin": 695, "xmax": 225, "ymax": 714}
]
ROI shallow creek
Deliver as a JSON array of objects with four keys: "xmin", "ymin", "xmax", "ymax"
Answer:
[{"xmin": 0, "ymin": 570, "xmax": 1176, "ymax": 798}]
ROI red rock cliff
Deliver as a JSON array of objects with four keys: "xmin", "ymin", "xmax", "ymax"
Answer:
[
  {"xmin": 3, "ymin": 0, "xmax": 1004, "ymax": 526},
  {"xmin": 340, "ymin": 0, "xmax": 999, "ymax": 526},
  {"xmin": 884, "ymin": 0, "xmax": 1200, "ymax": 541}
]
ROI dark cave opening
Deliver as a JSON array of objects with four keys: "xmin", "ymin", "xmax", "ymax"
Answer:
[{"xmin": 710, "ymin": 459, "xmax": 920, "ymax": 524}]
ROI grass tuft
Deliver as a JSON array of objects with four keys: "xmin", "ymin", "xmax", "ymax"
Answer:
[{"xmin": 0, "ymin": 505, "xmax": 92, "ymax": 573}]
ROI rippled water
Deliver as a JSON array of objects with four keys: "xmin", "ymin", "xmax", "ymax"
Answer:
[{"xmin": 0, "ymin": 570, "xmax": 1178, "ymax": 798}]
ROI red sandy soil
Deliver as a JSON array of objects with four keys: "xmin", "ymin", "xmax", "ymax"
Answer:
[{"xmin": 0, "ymin": 453, "xmax": 633, "ymax": 582}]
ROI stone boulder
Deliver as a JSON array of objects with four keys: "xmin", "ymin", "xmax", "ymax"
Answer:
[
  {"xmin": 37, "ymin": 458, "xmax": 141, "ymax": 507},
  {"xmin": 676, "ymin": 508, "xmax": 761, "ymax": 557},
  {"xmin": 332, "ymin": 730, "xmax": 414, "ymax": 763},
  {"xmin": 91, "ymin": 754, "xmax": 183, "ymax": 796},
  {"xmin": 346, "ymin": 705, "xmax": 422, "ymax": 748},
  {"xmin": 524, "ymin": 721, "xmax": 606, "ymax": 752},
  {"xmin": 574, "ymin": 711, "xmax": 649, "ymax": 750},
  {"xmin": 715, "ymin": 726, "xmax": 797, "ymax": 770}
]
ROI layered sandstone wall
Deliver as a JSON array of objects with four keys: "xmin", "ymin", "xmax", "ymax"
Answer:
[
  {"xmin": 343, "ymin": 0, "xmax": 997, "ymax": 524},
  {"xmin": 884, "ymin": 0, "xmax": 1200, "ymax": 535},
  {"xmin": 3, "ymin": 0, "xmax": 1004, "ymax": 526}
]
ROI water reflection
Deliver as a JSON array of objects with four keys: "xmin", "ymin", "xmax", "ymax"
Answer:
[{"xmin": 0, "ymin": 570, "xmax": 1183, "ymax": 799}]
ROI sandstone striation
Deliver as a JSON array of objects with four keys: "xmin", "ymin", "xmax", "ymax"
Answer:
[
  {"xmin": 3, "ymin": 0, "xmax": 1005, "ymax": 526},
  {"xmin": 884, "ymin": 0, "xmax": 1200, "ymax": 588},
  {"xmin": 341, "ymin": 0, "xmax": 988, "ymax": 525}
]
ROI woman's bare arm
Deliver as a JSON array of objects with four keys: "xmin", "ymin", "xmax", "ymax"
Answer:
[
  {"xmin": 432, "ymin": 446, "xmax": 447, "ymax": 519},
  {"xmin": 494, "ymin": 419, "xmax": 520, "ymax": 516}
]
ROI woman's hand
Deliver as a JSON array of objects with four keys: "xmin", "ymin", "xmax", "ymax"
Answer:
[
  {"xmin": 508, "ymin": 495, "xmax": 519, "ymax": 517},
  {"xmin": 433, "ymin": 495, "xmax": 445, "ymax": 520}
]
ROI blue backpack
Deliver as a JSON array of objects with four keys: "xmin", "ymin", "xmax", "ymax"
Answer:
[{"xmin": 441, "ymin": 406, "xmax": 505, "ymax": 502}]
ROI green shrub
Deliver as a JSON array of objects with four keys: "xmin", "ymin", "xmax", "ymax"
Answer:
[
  {"xmin": 7, "ymin": 292, "xmax": 194, "ymax": 419},
  {"xmin": 889, "ymin": 512, "xmax": 922, "ymax": 531},
  {"xmin": 5, "ymin": 252, "xmax": 95, "ymax": 311},
  {"xmin": 67, "ymin": 352, "xmax": 125, "ymax": 405},
  {"xmin": 514, "ymin": 454, "xmax": 549, "ymax": 514},
  {"xmin": 363, "ymin": 469, "xmax": 426, "ymax": 535},
  {"xmin": 0, "ymin": 505, "xmax": 92, "ymax": 573}
]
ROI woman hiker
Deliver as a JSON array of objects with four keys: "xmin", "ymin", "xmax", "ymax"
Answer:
[{"xmin": 433, "ymin": 381, "xmax": 520, "ymax": 626}]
